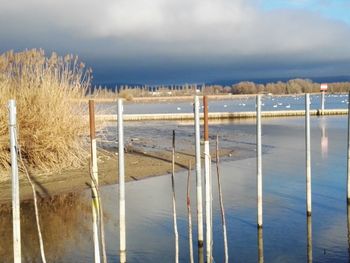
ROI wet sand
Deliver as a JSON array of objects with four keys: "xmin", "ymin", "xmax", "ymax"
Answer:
[{"xmin": 0, "ymin": 147, "xmax": 236, "ymax": 204}]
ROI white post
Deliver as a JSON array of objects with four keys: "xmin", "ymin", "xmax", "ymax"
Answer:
[
  {"xmin": 347, "ymin": 91, "xmax": 350, "ymax": 203},
  {"xmin": 203, "ymin": 96, "xmax": 212, "ymax": 263},
  {"xmin": 118, "ymin": 99, "xmax": 126, "ymax": 263},
  {"xmin": 305, "ymin": 94, "xmax": 312, "ymax": 216},
  {"xmin": 194, "ymin": 96, "xmax": 204, "ymax": 247},
  {"xmin": 256, "ymin": 95, "xmax": 263, "ymax": 228},
  {"xmin": 8, "ymin": 100, "xmax": 21, "ymax": 263},
  {"xmin": 89, "ymin": 100, "xmax": 101, "ymax": 263},
  {"xmin": 171, "ymin": 130, "xmax": 179, "ymax": 263},
  {"xmin": 321, "ymin": 91, "xmax": 325, "ymax": 114}
]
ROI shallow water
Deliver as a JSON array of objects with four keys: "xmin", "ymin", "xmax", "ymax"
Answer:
[{"xmin": 1, "ymin": 115, "xmax": 350, "ymax": 262}]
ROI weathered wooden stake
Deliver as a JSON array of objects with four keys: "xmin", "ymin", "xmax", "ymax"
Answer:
[
  {"xmin": 258, "ymin": 227, "xmax": 264, "ymax": 263},
  {"xmin": 89, "ymin": 100, "xmax": 101, "ymax": 263},
  {"xmin": 216, "ymin": 134, "xmax": 228, "ymax": 263},
  {"xmin": 256, "ymin": 95, "xmax": 263, "ymax": 228},
  {"xmin": 118, "ymin": 99, "xmax": 126, "ymax": 263},
  {"xmin": 347, "ymin": 91, "xmax": 350, "ymax": 203},
  {"xmin": 307, "ymin": 215, "xmax": 312, "ymax": 263},
  {"xmin": 8, "ymin": 100, "xmax": 21, "ymax": 263},
  {"xmin": 203, "ymin": 95, "xmax": 212, "ymax": 263},
  {"xmin": 171, "ymin": 130, "xmax": 179, "ymax": 263},
  {"xmin": 193, "ymin": 96, "xmax": 204, "ymax": 247},
  {"xmin": 305, "ymin": 94, "xmax": 312, "ymax": 216},
  {"xmin": 187, "ymin": 161, "xmax": 194, "ymax": 263}
]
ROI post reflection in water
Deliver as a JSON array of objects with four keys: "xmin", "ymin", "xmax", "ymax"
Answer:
[
  {"xmin": 347, "ymin": 203, "xmax": 350, "ymax": 260},
  {"xmin": 320, "ymin": 118, "xmax": 328, "ymax": 160},
  {"xmin": 258, "ymin": 227, "xmax": 264, "ymax": 263},
  {"xmin": 0, "ymin": 193, "xmax": 91, "ymax": 263},
  {"xmin": 307, "ymin": 216, "xmax": 313, "ymax": 263},
  {"xmin": 198, "ymin": 245, "xmax": 204, "ymax": 263}
]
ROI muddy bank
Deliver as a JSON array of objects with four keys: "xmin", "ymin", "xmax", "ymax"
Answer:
[{"xmin": 0, "ymin": 147, "xmax": 240, "ymax": 204}]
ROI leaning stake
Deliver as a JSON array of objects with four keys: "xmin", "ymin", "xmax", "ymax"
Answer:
[
  {"xmin": 171, "ymin": 130, "xmax": 179, "ymax": 263},
  {"xmin": 203, "ymin": 96, "xmax": 212, "ymax": 263},
  {"xmin": 8, "ymin": 100, "xmax": 21, "ymax": 263},
  {"xmin": 256, "ymin": 95, "xmax": 263, "ymax": 228},
  {"xmin": 118, "ymin": 99, "xmax": 126, "ymax": 263},
  {"xmin": 305, "ymin": 94, "xmax": 312, "ymax": 216},
  {"xmin": 89, "ymin": 100, "xmax": 101, "ymax": 263},
  {"xmin": 216, "ymin": 135, "xmax": 228, "ymax": 263},
  {"xmin": 194, "ymin": 96, "xmax": 204, "ymax": 248},
  {"xmin": 187, "ymin": 161, "xmax": 194, "ymax": 263}
]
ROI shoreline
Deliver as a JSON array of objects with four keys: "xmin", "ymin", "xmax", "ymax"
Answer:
[
  {"xmin": 0, "ymin": 147, "xmax": 237, "ymax": 205},
  {"xmin": 96, "ymin": 109, "xmax": 348, "ymax": 122}
]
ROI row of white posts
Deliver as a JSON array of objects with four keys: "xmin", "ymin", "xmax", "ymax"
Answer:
[{"xmin": 7, "ymin": 92, "xmax": 350, "ymax": 262}]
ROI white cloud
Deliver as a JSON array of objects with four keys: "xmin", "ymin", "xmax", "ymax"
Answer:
[{"xmin": 0, "ymin": 0, "xmax": 349, "ymax": 74}]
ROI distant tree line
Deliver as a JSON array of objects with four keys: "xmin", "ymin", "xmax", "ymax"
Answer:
[
  {"xmin": 231, "ymin": 79, "xmax": 350, "ymax": 94},
  {"xmin": 90, "ymin": 79, "xmax": 350, "ymax": 99}
]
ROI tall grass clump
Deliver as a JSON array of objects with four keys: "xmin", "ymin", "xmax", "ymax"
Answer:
[{"xmin": 0, "ymin": 49, "xmax": 91, "ymax": 173}]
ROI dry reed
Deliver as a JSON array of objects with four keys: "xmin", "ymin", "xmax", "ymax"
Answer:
[{"xmin": 0, "ymin": 49, "xmax": 90, "ymax": 173}]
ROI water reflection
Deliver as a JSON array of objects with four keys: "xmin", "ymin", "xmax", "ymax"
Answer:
[
  {"xmin": 0, "ymin": 193, "xmax": 91, "ymax": 263},
  {"xmin": 258, "ymin": 228, "xmax": 264, "ymax": 263},
  {"xmin": 320, "ymin": 118, "xmax": 328, "ymax": 159},
  {"xmin": 307, "ymin": 216, "xmax": 313, "ymax": 263},
  {"xmin": 347, "ymin": 203, "xmax": 350, "ymax": 260},
  {"xmin": 198, "ymin": 245, "xmax": 204, "ymax": 263}
]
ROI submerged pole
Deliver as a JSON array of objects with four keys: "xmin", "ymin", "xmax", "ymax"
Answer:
[
  {"xmin": 194, "ymin": 96, "xmax": 204, "ymax": 247},
  {"xmin": 305, "ymin": 94, "xmax": 312, "ymax": 216},
  {"xmin": 118, "ymin": 99, "xmax": 126, "ymax": 263},
  {"xmin": 8, "ymin": 100, "xmax": 21, "ymax": 263},
  {"xmin": 256, "ymin": 95, "xmax": 263, "ymax": 228},
  {"xmin": 89, "ymin": 100, "xmax": 101, "ymax": 263},
  {"xmin": 347, "ymin": 91, "xmax": 350, "ymax": 203},
  {"xmin": 203, "ymin": 95, "xmax": 212, "ymax": 263}
]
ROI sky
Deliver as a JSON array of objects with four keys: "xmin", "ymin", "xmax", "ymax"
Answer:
[{"xmin": 0, "ymin": 0, "xmax": 350, "ymax": 85}]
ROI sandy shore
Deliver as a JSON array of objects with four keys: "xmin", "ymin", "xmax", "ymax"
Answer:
[{"xmin": 0, "ymin": 147, "xmax": 236, "ymax": 204}]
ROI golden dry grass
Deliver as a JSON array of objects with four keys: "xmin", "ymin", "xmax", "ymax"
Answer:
[{"xmin": 0, "ymin": 49, "xmax": 91, "ymax": 173}]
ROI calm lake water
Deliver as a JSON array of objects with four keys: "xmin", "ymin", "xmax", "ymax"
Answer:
[
  {"xmin": 1, "ymin": 114, "xmax": 350, "ymax": 262},
  {"xmin": 117, "ymin": 94, "xmax": 349, "ymax": 114}
]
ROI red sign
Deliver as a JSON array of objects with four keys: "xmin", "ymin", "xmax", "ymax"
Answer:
[{"xmin": 320, "ymin": 83, "xmax": 328, "ymax": 91}]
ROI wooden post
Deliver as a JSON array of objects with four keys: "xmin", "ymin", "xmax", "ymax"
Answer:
[
  {"xmin": 118, "ymin": 99, "xmax": 126, "ymax": 263},
  {"xmin": 203, "ymin": 96, "xmax": 212, "ymax": 263},
  {"xmin": 187, "ymin": 161, "xmax": 194, "ymax": 263},
  {"xmin": 256, "ymin": 95, "xmax": 263, "ymax": 228},
  {"xmin": 89, "ymin": 100, "xmax": 101, "ymax": 263},
  {"xmin": 307, "ymin": 216, "xmax": 312, "ymax": 263},
  {"xmin": 305, "ymin": 94, "xmax": 312, "ymax": 216},
  {"xmin": 171, "ymin": 130, "xmax": 179, "ymax": 263},
  {"xmin": 258, "ymin": 227, "xmax": 264, "ymax": 263},
  {"xmin": 8, "ymin": 100, "xmax": 21, "ymax": 263},
  {"xmin": 193, "ymin": 96, "xmax": 204, "ymax": 247},
  {"xmin": 347, "ymin": 91, "xmax": 350, "ymax": 203}
]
